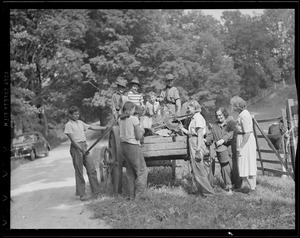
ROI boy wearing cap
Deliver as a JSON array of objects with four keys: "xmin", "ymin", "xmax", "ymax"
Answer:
[
  {"xmin": 159, "ymin": 74, "xmax": 181, "ymax": 115},
  {"xmin": 112, "ymin": 77, "xmax": 128, "ymax": 120}
]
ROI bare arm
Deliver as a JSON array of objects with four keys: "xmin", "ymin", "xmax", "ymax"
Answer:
[
  {"xmin": 134, "ymin": 124, "xmax": 145, "ymax": 140},
  {"xmin": 176, "ymin": 98, "xmax": 181, "ymax": 113},
  {"xmin": 179, "ymin": 123, "xmax": 189, "ymax": 135},
  {"xmin": 196, "ymin": 127, "xmax": 204, "ymax": 151},
  {"xmin": 88, "ymin": 124, "xmax": 107, "ymax": 131},
  {"xmin": 238, "ymin": 132, "xmax": 250, "ymax": 150}
]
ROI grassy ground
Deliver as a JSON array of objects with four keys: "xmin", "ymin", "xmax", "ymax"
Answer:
[{"xmin": 88, "ymin": 166, "xmax": 295, "ymax": 229}]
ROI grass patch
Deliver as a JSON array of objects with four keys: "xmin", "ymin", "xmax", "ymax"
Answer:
[{"xmin": 87, "ymin": 166, "xmax": 295, "ymax": 229}]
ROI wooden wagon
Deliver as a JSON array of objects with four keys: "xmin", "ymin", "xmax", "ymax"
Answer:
[{"xmin": 101, "ymin": 125, "xmax": 189, "ymax": 194}]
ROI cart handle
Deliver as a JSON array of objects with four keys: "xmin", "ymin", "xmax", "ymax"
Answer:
[{"xmin": 85, "ymin": 120, "xmax": 118, "ymax": 155}]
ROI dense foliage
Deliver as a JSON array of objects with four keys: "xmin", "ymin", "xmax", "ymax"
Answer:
[{"xmin": 10, "ymin": 9, "xmax": 295, "ymax": 137}]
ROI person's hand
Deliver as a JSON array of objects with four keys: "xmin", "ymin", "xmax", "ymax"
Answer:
[
  {"xmin": 237, "ymin": 146, "xmax": 242, "ymax": 156},
  {"xmin": 216, "ymin": 139, "xmax": 224, "ymax": 147},
  {"xmin": 140, "ymin": 125, "xmax": 145, "ymax": 134},
  {"xmin": 178, "ymin": 122, "xmax": 183, "ymax": 130},
  {"xmin": 195, "ymin": 150, "xmax": 202, "ymax": 162}
]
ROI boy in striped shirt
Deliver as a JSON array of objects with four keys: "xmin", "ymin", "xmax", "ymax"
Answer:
[{"xmin": 127, "ymin": 78, "xmax": 145, "ymax": 116}]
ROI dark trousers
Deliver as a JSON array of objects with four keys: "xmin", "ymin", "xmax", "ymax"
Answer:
[
  {"xmin": 216, "ymin": 150, "xmax": 233, "ymax": 190},
  {"xmin": 70, "ymin": 142, "xmax": 100, "ymax": 196},
  {"xmin": 121, "ymin": 142, "xmax": 148, "ymax": 199},
  {"xmin": 230, "ymin": 143, "xmax": 243, "ymax": 189}
]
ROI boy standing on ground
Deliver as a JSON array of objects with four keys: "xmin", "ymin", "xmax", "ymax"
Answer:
[{"xmin": 64, "ymin": 106, "xmax": 107, "ymax": 201}]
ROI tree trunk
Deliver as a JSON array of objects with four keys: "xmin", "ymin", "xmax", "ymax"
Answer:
[
  {"xmin": 14, "ymin": 118, "xmax": 23, "ymax": 136},
  {"xmin": 42, "ymin": 105, "xmax": 49, "ymax": 136}
]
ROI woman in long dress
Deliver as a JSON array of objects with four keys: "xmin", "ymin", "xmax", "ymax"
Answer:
[{"xmin": 230, "ymin": 96, "xmax": 257, "ymax": 193}]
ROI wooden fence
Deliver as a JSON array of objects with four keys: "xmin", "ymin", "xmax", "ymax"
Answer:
[{"xmin": 253, "ymin": 98, "xmax": 297, "ymax": 181}]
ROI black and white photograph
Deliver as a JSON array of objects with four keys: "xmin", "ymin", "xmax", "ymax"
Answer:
[{"xmin": 2, "ymin": 2, "xmax": 298, "ymax": 236}]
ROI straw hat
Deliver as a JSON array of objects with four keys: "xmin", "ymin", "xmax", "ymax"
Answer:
[
  {"xmin": 130, "ymin": 78, "xmax": 140, "ymax": 86},
  {"xmin": 164, "ymin": 74, "xmax": 175, "ymax": 81}
]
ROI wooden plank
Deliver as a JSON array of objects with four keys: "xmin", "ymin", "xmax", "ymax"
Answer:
[
  {"xmin": 257, "ymin": 167, "xmax": 290, "ymax": 176},
  {"xmin": 143, "ymin": 149, "xmax": 187, "ymax": 158},
  {"xmin": 281, "ymin": 109, "xmax": 289, "ymax": 169},
  {"xmin": 256, "ymin": 118, "xmax": 280, "ymax": 123},
  {"xmin": 256, "ymin": 158, "xmax": 292, "ymax": 165},
  {"xmin": 146, "ymin": 160, "xmax": 172, "ymax": 167},
  {"xmin": 291, "ymin": 105, "xmax": 298, "ymax": 115},
  {"xmin": 258, "ymin": 149, "xmax": 284, "ymax": 154},
  {"xmin": 143, "ymin": 141, "xmax": 187, "ymax": 151},
  {"xmin": 143, "ymin": 135, "xmax": 187, "ymax": 144},
  {"xmin": 253, "ymin": 117, "xmax": 264, "ymax": 174},
  {"xmin": 286, "ymin": 99, "xmax": 296, "ymax": 173}
]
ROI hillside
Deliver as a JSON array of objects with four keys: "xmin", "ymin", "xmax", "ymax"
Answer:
[{"xmin": 248, "ymin": 84, "xmax": 298, "ymax": 121}]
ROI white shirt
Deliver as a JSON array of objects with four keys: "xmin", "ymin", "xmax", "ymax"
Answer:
[
  {"xmin": 119, "ymin": 116, "xmax": 141, "ymax": 145},
  {"xmin": 64, "ymin": 120, "xmax": 90, "ymax": 142},
  {"xmin": 188, "ymin": 112, "xmax": 206, "ymax": 136}
]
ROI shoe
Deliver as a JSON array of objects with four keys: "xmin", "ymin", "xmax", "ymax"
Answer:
[
  {"xmin": 234, "ymin": 187, "xmax": 250, "ymax": 194},
  {"xmin": 248, "ymin": 189, "xmax": 256, "ymax": 195},
  {"xmin": 137, "ymin": 196, "xmax": 148, "ymax": 201},
  {"xmin": 225, "ymin": 189, "xmax": 233, "ymax": 195},
  {"xmin": 80, "ymin": 194, "xmax": 91, "ymax": 201},
  {"xmin": 91, "ymin": 192, "xmax": 101, "ymax": 200}
]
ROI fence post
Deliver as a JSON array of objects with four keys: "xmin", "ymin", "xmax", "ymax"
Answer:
[
  {"xmin": 281, "ymin": 109, "xmax": 289, "ymax": 173},
  {"xmin": 286, "ymin": 99, "xmax": 297, "ymax": 173},
  {"xmin": 252, "ymin": 116, "xmax": 264, "ymax": 175}
]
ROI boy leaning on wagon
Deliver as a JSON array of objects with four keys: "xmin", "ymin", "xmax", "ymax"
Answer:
[
  {"xmin": 64, "ymin": 106, "xmax": 107, "ymax": 201},
  {"xmin": 111, "ymin": 77, "xmax": 128, "ymax": 120},
  {"xmin": 159, "ymin": 73, "xmax": 181, "ymax": 115}
]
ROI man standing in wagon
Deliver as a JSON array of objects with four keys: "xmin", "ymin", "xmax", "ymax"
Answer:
[
  {"xmin": 159, "ymin": 73, "xmax": 182, "ymax": 116},
  {"xmin": 111, "ymin": 76, "xmax": 128, "ymax": 120}
]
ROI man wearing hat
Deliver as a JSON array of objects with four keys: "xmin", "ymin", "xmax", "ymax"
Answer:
[
  {"xmin": 159, "ymin": 73, "xmax": 181, "ymax": 115},
  {"xmin": 112, "ymin": 77, "xmax": 128, "ymax": 120}
]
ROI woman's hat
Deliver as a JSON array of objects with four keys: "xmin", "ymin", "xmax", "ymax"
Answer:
[
  {"xmin": 164, "ymin": 74, "xmax": 175, "ymax": 81},
  {"xmin": 116, "ymin": 77, "xmax": 127, "ymax": 87},
  {"xmin": 130, "ymin": 78, "xmax": 140, "ymax": 86}
]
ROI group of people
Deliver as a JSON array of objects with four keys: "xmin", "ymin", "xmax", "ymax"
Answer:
[{"xmin": 64, "ymin": 74, "xmax": 258, "ymax": 201}]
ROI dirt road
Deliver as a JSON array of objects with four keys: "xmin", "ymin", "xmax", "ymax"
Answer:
[{"xmin": 10, "ymin": 130, "xmax": 111, "ymax": 229}]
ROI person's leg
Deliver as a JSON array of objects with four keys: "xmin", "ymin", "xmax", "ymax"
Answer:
[
  {"xmin": 230, "ymin": 143, "xmax": 243, "ymax": 189},
  {"xmin": 70, "ymin": 144, "xmax": 85, "ymax": 196},
  {"xmin": 121, "ymin": 142, "xmax": 137, "ymax": 200},
  {"xmin": 189, "ymin": 138, "xmax": 215, "ymax": 195},
  {"xmin": 82, "ymin": 143, "xmax": 101, "ymax": 195},
  {"xmin": 134, "ymin": 145, "xmax": 148, "ymax": 199},
  {"xmin": 247, "ymin": 175, "xmax": 256, "ymax": 190},
  {"xmin": 217, "ymin": 151, "xmax": 233, "ymax": 191}
]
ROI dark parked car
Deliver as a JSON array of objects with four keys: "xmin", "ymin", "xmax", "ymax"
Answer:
[{"xmin": 11, "ymin": 132, "xmax": 51, "ymax": 161}]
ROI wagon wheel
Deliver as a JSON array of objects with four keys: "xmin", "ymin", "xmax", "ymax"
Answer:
[
  {"xmin": 99, "ymin": 146, "xmax": 108, "ymax": 183},
  {"xmin": 100, "ymin": 145, "xmax": 113, "ymax": 194},
  {"xmin": 107, "ymin": 125, "xmax": 123, "ymax": 194}
]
